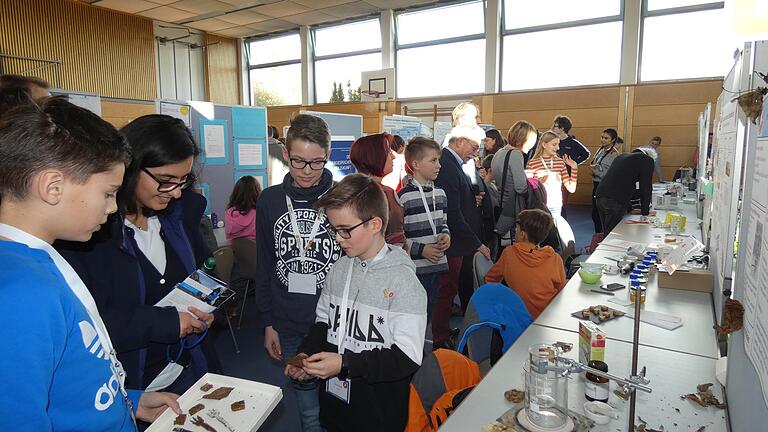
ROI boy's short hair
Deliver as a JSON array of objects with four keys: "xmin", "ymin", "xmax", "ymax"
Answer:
[
  {"xmin": 286, "ymin": 113, "xmax": 331, "ymax": 153},
  {"xmin": 404, "ymin": 136, "xmax": 441, "ymax": 167},
  {"xmin": 316, "ymin": 173, "xmax": 389, "ymax": 231},
  {"xmin": 651, "ymin": 136, "xmax": 662, "ymax": 144},
  {"xmin": 517, "ymin": 209, "xmax": 554, "ymax": 245},
  {"xmin": 0, "ymin": 96, "xmax": 130, "ymax": 201},
  {"xmin": 0, "ymin": 74, "xmax": 50, "ymax": 91},
  {"xmin": 553, "ymin": 115, "xmax": 572, "ymax": 133}
]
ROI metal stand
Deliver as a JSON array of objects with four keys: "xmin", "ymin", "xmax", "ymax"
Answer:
[{"xmin": 627, "ymin": 289, "xmax": 648, "ymax": 431}]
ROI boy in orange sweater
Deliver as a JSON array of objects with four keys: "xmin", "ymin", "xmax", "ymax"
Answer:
[{"xmin": 484, "ymin": 209, "xmax": 566, "ymax": 318}]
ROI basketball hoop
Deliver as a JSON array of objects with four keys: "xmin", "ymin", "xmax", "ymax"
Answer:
[{"xmin": 361, "ymin": 89, "xmax": 381, "ymax": 99}]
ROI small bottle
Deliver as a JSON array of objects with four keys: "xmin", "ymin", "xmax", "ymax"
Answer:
[
  {"xmin": 629, "ymin": 281, "xmax": 647, "ymax": 304},
  {"xmin": 635, "ymin": 263, "xmax": 649, "ymax": 275},
  {"xmin": 203, "ymin": 256, "xmax": 217, "ymax": 276},
  {"xmin": 585, "ymin": 361, "xmax": 610, "ymax": 402},
  {"xmin": 210, "ymin": 212, "xmax": 219, "ymax": 227}
]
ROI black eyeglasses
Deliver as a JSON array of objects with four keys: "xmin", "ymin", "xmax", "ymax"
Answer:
[
  {"xmin": 290, "ymin": 157, "xmax": 327, "ymax": 170},
  {"xmin": 328, "ymin": 217, "xmax": 374, "ymax": 239},
  {"xmin": 142, "ymin": 168, "xmax": 195, "ymax": 193}
]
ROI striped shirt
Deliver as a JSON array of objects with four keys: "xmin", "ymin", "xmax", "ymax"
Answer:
[
  {"xmin": 525, "ymin": 156, "xmax": 578, "ymax": 210},
  {"xmin": 397, "ymin": 178, "xmax": 450, "ymax": 275}
]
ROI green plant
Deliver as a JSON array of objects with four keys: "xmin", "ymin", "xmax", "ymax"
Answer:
[
  {"xmin": 329, "ymin": 81, "xmax": 345, "ymax": 103},
  {"xmin": 252, "ymin": 84, "xmax": 284, "ymax": 107},
  {"xmin": 346, "ymin": 80, "xmax": 361, "ymax": 102}
]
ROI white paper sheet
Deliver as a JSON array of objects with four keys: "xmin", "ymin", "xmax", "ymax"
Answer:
[
  {"xmin": 203, "ymin": 124, "xmax": 226, "ymax": 159},
  {"xmin": 238, "ymin": 142, "xmax": 263, "ymax": 166}
]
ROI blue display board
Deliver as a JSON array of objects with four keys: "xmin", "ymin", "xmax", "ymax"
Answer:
[
  {"xmin": 234, "ymin": 170, "xmax": 268, "ymax": 190},
  {"xmin": 328, "ymin": 137, "xmax": 356, "ymax": 179},
  {"xmin": 199, "ymin": 119, "xmax": 229, "ymax": 166}
]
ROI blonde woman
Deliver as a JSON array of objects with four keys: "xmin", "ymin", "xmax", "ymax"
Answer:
[{"xmin": 526, "ymin": 131, "xmax": 578, "ymax": 218}]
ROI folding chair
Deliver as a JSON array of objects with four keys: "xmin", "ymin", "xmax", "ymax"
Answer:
[
  {"xmin": 472, "ymin": 251, "xmax": 493, "ymax": 292},
  {"xmin": 212, "ymin": 247, "xmax": 240, "ymax": 353},
  {"xmin": 231, "ymin": 237, "xmax": 257, "ymax": 329}
]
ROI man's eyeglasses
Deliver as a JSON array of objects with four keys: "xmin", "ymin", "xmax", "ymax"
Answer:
[
  {"xmin": 142, "ymin": 168, "xmax": 195, "ymax": 193},
  {"xmin": 327, "ymin": 217, "xmax": 374, "ymax": 239},
  {"xmin": 290, "ymin": 157, "xmax": 327, "ymax": 170}
]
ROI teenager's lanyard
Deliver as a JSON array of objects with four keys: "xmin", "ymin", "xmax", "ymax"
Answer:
[
  {"xmin": 285, "ymin": 195, "xmax": 324, "ymax": 261},
  {"xmin": 412, "ymin": 180, "xmax": 437, "ymax": 237},
  {"xmin": 0, "ymin": 224, "xmax": 137, "ymax": 429}
]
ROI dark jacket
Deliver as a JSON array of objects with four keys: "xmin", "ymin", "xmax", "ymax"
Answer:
[
  {"xmin": 596, "ymin": 151, "xmax": 655, "ymax": 215},
  {"xmin": 557, "ymin": 135, "xmax": 591, "ymax": 165},
  {"xmin": 254, "ymin": 170, "xmax": 342, "ymax": 336},
  {"xmin": 57, "ymin": 191, "xmax": 219, "ymax": 390},
  {"xmin": 435, "ymin": 148, "xmax": 482, "ymax": 256}
]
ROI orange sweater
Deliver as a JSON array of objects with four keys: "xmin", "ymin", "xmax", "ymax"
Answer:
[{"xmin": 484, "ymin": 242, "xmax": 566, "ymax": 319}]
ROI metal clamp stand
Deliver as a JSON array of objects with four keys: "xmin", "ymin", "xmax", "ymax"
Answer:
[{"xmin": 628, "ymin": 285, "xmax": 645, "ymax": 431}]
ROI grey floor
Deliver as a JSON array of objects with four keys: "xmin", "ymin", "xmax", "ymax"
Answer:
[{"xmin": 209, "ymin": 204, "xmax": 596, "ymax": 432}]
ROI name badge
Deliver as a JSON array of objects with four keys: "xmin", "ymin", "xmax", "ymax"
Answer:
[
  {"xmin": 288, "ymin": 272, "xmax": 317, "ymax": 295},
  {"xmin": 326, "ymin": 377, "xmax": 351, "ymax": 404}
]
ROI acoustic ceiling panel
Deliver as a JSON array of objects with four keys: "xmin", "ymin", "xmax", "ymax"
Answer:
[
  {"xmin": 216, "ymin": 25, "xmax": 260, "ymax": 38},
  {"xmin": 254, "ymin": 1, "xmax": 310, "ymax": 18},
  {"xmin": 93, "ymin": 0, "xmax": 157, "ymax": 13},
  {"xmin": 137, "ymin": 6, "xmax": 197, "ymax": 22},
  {"xmin": 322, "ymin": 1, "xmax": 379, "ymax": 19},
  {"xmin": 187, "ymin": 17, "xmax": 234, "ymax": 31},
  {"xmin": 218, "ymin": 8, "xmax": 271, "ymax": 25},
  {"xmin": 172, "ymin": 0, "xmax": 232, "ymax": 15}
]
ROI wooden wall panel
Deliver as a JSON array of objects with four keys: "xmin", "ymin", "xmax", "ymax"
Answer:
[
  {"xmin": 0, "ymin": 0, "xmax": 156, "ymax": 100},
  {"xmin": 632, "ymin": 105, "xmax": 704, "ymax": 126},
  {"xmin": 101, "ymin": 101, "xmax": 156, "ymax": 129},
  {"xmin": 266, "ymin": 101, "xmax": 400, "ymax": 138},
  {"xmin": 633, "ymin": 80, "xmax": 723, "ymax": 106},
  {"xmin": 205, "ymin": 34, "xmax": 239, "ymax": 105}
]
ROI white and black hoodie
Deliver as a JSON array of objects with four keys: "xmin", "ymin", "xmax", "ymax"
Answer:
[{"xmin": 300, "ymin": 244, "xmax": 427, "ymax": 432}]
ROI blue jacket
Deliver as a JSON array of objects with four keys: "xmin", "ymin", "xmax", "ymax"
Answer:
[
  {"xmin": 57, "ymin": 191, "xmax": 219, "ymax": 390},
  {"xmin": 435, "ymin": 148, "xmax": 482, "ymax": 256},
  {"xmin": 0, "ymin": 241, "xmax": 141, "ymax": 431}
]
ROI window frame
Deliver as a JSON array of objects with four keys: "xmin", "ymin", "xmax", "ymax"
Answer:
[
  {"xmin": 245, "ymin": 31, "xmax": 302, "ymax": 106},
  {"xmin": 499, "ymin": 0, "xmax": 625, "ymax": 92},
  {"xmin": 311, "ymin": 16, "xmax": 383, "ymax": 104},
  {"xmin": 638, "ymin": 0, "xmax": 726, "ymax": 83},
  {"xmin": 394, "ymin": 0, "xmax": 487, "ymax": 98}
]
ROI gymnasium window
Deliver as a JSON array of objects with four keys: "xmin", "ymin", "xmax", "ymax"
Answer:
[
  {"xmin": 395, "ymin": 1, "xmax": 486, "ymax": 98},
  {"xmin": 313, "ymin": 18, "xmax": 382, "ymax": 103},
  {"xmin": 246, "ymin": 33, "xmax": 302, "ymax": 106},
  {"xmin": 501, "ymin": 0, "xmax": 623, "ymax": 91},
  {"xmin": 640, "ymin": 1, "xmax": 738, "ymax": 81}
]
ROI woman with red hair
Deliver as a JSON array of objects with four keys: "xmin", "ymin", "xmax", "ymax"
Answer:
[{"xmin": 350, "ymin": 133, "xmax": 405, "ymax": 246}]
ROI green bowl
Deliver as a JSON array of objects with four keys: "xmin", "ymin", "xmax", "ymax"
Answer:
[{"xmin": 578, "ymin": 269, "xmax": 603, "ymax": 284}]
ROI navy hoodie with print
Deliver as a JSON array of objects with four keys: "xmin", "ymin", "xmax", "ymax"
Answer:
[{"xmin": 255, "ymin": 169, "xmax": 342, "ymax": 336}]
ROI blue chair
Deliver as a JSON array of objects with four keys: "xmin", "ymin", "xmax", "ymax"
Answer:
[{"xmin": 457, "ymin": 283, "xmax": 532, "ymax": 370}]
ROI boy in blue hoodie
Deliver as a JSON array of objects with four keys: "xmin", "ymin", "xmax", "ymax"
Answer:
[
  {"xmin": 0, "ymin": 98, "xmax": 180, "ymax": 431},
  {"xmin": 255, "ymin": 113, "xmax": 342, "ymax": 431}
]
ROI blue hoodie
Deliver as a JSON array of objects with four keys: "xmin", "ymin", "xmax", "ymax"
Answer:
[
  {"xmin": 0, "ymin": 241, "xmax": 140, "ymax": 431},
  {"xmin": 254, "ymin": 170, "xmax": 342, "ymax": 335}
]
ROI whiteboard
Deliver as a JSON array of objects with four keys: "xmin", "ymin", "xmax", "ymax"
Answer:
[
  {"xmin": 727, "ymin": 39, "xmax": 768, "ymax": 432},
  {"xmin": 50, "ymin": 89, "xmax": 102, "ymax": 116}
]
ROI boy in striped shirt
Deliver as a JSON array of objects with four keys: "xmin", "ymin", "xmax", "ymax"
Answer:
[{"xmin": 398, "ymin": 137, "xmax": 451, "ymax": 321}]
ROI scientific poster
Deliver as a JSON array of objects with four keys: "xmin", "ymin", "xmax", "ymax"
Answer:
[
  {"xmin": 199, "ymin": 119, "xmax": 229, "ymax": 165},
  {"xmin": 234, "ymin": 171, "xmax": 268, "ymax": 189},
  {"xmin": 433, "ymin": 121, "xmax": 453, "ymax": 145},
  {"xmin": 328, "ymin": 136, "xmax": 356, "ymax": 180},
  {"xmin": 382, "ymin": 115, "xmax": 423, "ymax": 142},
  {"xmin": 160, "ymin": 101, "xmax": 190, "ymax": 127},
  {"xmin": 234, "ymin": 139, "xmax": 267, "ymax": 170}
]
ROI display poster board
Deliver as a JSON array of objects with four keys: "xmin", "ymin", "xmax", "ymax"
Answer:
[
  {"xmin": 51, "ymin": 89, "xmax": 102, "ymax": 116},
  {"xmin": 301, "ymin": 110, "xmax": 363, "ymax": 181},
  {"xmin": 383, "ymin": 115, "xmax": 423, "ymax": 142},
  {"xmin": 727, "ymin": 39, "xmax": 768, "ymax": 432},
  {"xmin": 433, "ymin": 121, "xmax": 453, "ymax": 145},
  {"xmin": 707, "ymin": 43, "xmax": 750, "ymax": 322},
  {"xmin": 159, "ymin": 100, "xmax": 268, "ymax": 219}
]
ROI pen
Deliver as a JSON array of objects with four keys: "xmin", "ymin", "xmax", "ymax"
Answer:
[{"xmin": 590, "ymin": 289, "xmax": 615, "ymax": 296}]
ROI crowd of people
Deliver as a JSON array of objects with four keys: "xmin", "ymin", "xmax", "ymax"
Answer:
[{"xmin": 0, "ymin": 75, "xmax": 663, "ymax": 431}]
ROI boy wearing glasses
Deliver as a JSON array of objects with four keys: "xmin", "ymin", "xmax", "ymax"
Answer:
[
  {"xmin": 255, "ymin": 113, "xmax": 341, "ymax": 432},
  {"xmin": 286, "ymin": 174, "xmax": 427, "ymax": 432}
]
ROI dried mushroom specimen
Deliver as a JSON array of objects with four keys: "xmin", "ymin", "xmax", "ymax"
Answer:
[
  {"xmin": 681, "ymin": 383, "xmax": 727, "ymax": 409},
  {"xmin": 552, "ymin": 341, "xmax": 573, "ymax": 353},
  {"xmin": 287, "ymin": 355, "xmax": 306, "ymax": 368},
  {"xmin": 713, "ymin": 299, "xmax": 744, "ymax": 336},
  {"xmin": 200, "ymin": 383, "xmax": 214, "ymax": 392},
  {"xmin": 189, "ymin": 403, "xmax": 205, "ymax": 416},
  {"xmin": 483, "ymin": 421, "xmax": 511, "ymax": 431},
  {"xmin": 202, "ymin": 386, "xmax": 235, "ymax": 400},
  {"xmin": 191, "ymin": 415, "xmax": 218, "ymax": 432},
  {"xmin": 504, "ymin": 389, "xmax": 525, "ymax": 403},
  {"xmin": 231, "ymin": 400, "xmax": 246, "ymax": 412},
  {"xmin": 174, "ymin": 414, "xmax": 187, "ymax": 425}
]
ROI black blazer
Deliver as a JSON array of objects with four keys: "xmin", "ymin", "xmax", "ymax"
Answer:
[
  {"xmin": 435, "ymin": 148, "xmax": 482, "ymax": 256},
  {"xmin": 57, "ymin": 191, "xmax": 219, "ymax": 389}
]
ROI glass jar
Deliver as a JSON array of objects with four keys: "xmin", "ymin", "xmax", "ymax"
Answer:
[
  {"xmin": 523, "ymin": 344, "xmax": 570, "ymax": 430},
  {"xmin": 585, "ymin": 360, "xmax": 609, "ymax": 402}
]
